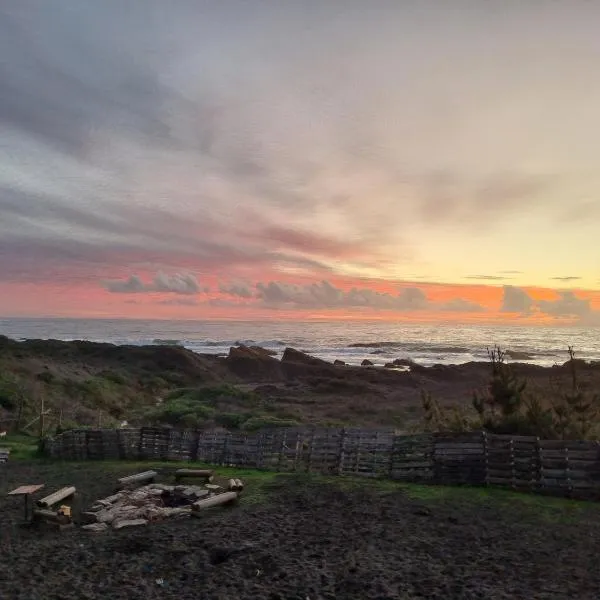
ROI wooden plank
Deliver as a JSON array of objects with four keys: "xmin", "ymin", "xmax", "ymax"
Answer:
[
  {"xmin": 487, "ymin": 434, "xmax": 537, "ymax": 443},
  {"xmin": 538, "ymin": 440, "xmax": 597, "ymax": 450},
  {"xmin": 487, "ymin": 477, "xmax": 535, "ymax": 487},
  {"xmin": 434, "ymin": 442, "xmax": 484, "ymax": 450},
  {"xmin": 8, "ymin": 484, "xmax": 45, "ymax": 495}
]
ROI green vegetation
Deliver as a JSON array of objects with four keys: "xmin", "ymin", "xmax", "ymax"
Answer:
[
  {"xmin": 0, "ymin": 432, "xmax": 39, "ymax": 459},
  {"xmin": 144, "ymin": 384, "xmax": 301, "ymax": 431},
  {"xmin": 423, "ymin": 346, "xmax": 600, "ymax": 439}
]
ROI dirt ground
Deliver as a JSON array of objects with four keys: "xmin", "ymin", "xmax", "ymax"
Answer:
[{"xmin": 2, "ymin": 461, "xmax": 600, "ymax": 600}]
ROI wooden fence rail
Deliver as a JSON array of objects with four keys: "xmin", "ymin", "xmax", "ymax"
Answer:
[{"xmin": 42, "ymin": 427, "xmax": 600, "ymax": 501}]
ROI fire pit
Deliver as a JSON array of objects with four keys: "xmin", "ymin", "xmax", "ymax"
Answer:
[{"xmin": 81, "ymin": 471, "xmax": 243, "ymax": 532}]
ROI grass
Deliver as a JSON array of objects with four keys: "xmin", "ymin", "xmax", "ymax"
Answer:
[
  {"xmin": 0, "ymin": 432, "xmax": 39, "ymax": 459},
  {"xmin": 2, "ymin": 442, "xmax": 599, "ymax": 522}
]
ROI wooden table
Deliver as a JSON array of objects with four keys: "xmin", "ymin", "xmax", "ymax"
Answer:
[{"xmin": 8, "ymin": 484, "xmax": 45, "ymax": 522}]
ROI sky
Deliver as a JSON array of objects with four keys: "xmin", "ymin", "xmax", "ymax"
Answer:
[{"xmin": 1, "ymin": 1, "xmax": 599, "ymax": 324}]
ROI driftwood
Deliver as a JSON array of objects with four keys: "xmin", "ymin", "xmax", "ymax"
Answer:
[
  {"xmin": 82, "ymin": 522, "xmax": 108, "ymax": 533},
  {"xmin": 36, "ymin": 486, "xmax": 76, "ymax": 508},
  {"xmin": 33, "ymin": 509, "xmax": 70, "ymax": 525},
  {"xmin": 191, "ymin": 491, "xmax": 238, "ymax": 513},
  {"xmin": 228, "ymin": 479, "xmax": 244, "ymax": 492},
  {"xmin": 174, "ymin": 468, "xmax": 213, "ymax": 482},
  {"xmin": 117, "ymin": 470, "xmax": 157, "ymax": 487},
  {"xmin": 113, "ymin": 518, "xmax": 148, "ymax": 529}
]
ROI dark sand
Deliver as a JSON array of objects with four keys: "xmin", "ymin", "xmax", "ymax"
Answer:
[{"xmin": 2, "ymin": 462, "xmax": 600, "ymax": 599}]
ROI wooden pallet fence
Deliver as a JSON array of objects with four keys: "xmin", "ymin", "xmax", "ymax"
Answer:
[
  {"xmin": 117, "ymin": 428, "xmax": 141, "ymax": 460},
  {"xmin": 138, "ymin": 427, "xmax": 170, "ymax": 461},
  {"xmin": 485, "ymin": 434, "xmax": 539, "ymax": 491},
  {"xmin": 433, "ymin": 432, "xmax": 487, "ymax": 486},
  {"xmin": 388, "ymin": 434, "xmax": 434, "ymax": 481},
  {"xmin": 538, "ymin": 439, "xmax": 600, "ymax": 498},
  {"xmin": 41, "ymin": 427, "xmax": 600, "ymax": 502}
]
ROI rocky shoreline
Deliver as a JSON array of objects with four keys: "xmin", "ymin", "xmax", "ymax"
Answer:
[{"xmin": 1, "ymin": 335, "xmax": 599, "ymax": 431}]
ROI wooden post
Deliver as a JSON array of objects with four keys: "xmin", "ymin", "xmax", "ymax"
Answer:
[
  {"xmin": 191, "ymin": 429, "xmax": 201, "ymax": 462},
  {"xmin": 277, "ymin": 429, "xmax": 287, "ymax": 472},
  {"xmin": 534, "ymin": 436, "xmax": 541, "ymax": 492},
  {"xmin": 306, "ymin": 428, "xmax": 315, "ymax": 473},
  {"xmin": 509, "ymin": 438, "xmax": 515, "ymax": 489},
  {"xmin": 482, "ymin": 430, "xmax": 488, "ymax": 487},
  {"xmin": 565, "ymin": 443, "xmax": 571, "ymax": 497},
  {"xmin": 388, "ymin": 433, "xmax": 397, "ymax": 480},
  {"xmin": 293, "ymin": 432, "xmax": 301, "ymax": 472},
  {"xmin": 337, "ymin": 427, "xmax": 347, "ymax": 475},
  {"xmin": 39, "ymin": 392, "xmax": 45, "ymax": 439}
]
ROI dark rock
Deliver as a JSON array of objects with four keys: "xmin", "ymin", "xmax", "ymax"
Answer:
[
  {"xmin": 333, "ymin": 360, "xmax": 346, "ymax": 366},
  {"xmin": 281, "ymin": 347, "xmax": 330, "ymax": 367},
  {"xmin": 247, "ymin": 345, "xmax": 278, "ymax": 357},
  {"xmin": 226, "ymin": 345, "xmax": 283, "ymax": 380},
  {"xmin": 361, "ymin": 359, "xmax": 374, "ymax": 366},
  {"xmin": 393, "ymin": 358, "xmax": 414, "ymax": 367}
]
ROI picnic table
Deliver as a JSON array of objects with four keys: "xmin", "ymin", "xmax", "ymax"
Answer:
[
  {"xmin": 0, "ymin": 448, "xmax": 9, "ymax": 463},
  {"xmin": 8, "ymin": 484, "xmax": 45, "ymax": 522}
]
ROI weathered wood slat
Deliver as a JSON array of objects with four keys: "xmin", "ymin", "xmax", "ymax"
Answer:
[{"xmin": 36, "ymin": 486, "xmax": 76, "ymax": 508}]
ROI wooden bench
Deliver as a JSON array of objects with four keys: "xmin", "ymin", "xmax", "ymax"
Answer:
[
  {"xmin": 8, "ymin": 484, "xmax": 45, "ymax": 522},
  {"xmin": 0, "ymin": 448, "xmax": 10, "ymax": 464}
]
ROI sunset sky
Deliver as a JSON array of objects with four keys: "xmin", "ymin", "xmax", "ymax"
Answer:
[{"xmin": 1, "ymin": 1, "xmax": 599, "ymax": 324}]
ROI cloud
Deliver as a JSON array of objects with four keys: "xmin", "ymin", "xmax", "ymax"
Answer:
[
  {"xmin": 440, "ymin": 298, "xmax": 485, "ymax": 312},
  {"xmin": 501, "ymin": 286, "xmax": 534, "ymax": 313},
  {"xmin": 538, "ymin": 291, "xmax": 591, "ymax": 317},
  {"xmin": 1, "ymin": 1, "xmax": 585, "ymax": 293},
  {"xmin": 255, "ymin": 280, "xmax": 429, "ymax": 310},
  {"xmin": 551, "ymin": 276, "xmax": 581, "ymax": 282},
  {"xmin": 104, "ymin": 272, "xmax": 202, "ymax": 295},
  {"xmin": 465, "ymin": 275, "xmax": 510, "ymax": 281},
  {"xmin": 251, "ymin": 280, "xmax": 484, "ymax": 313},
  {"xmin": 219, "ymin": 282, "xmax": 254, "ymax": 298},
  {"xmin": 158, "ymin": 298, "xmax": 199, "ymax": 306},
  {"xmin": 499, "ymin": 286, "xmax": 599, "ymax": 323}
]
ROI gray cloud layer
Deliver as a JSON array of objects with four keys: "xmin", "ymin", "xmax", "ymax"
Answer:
[
  {"xmin": 104, "ymin": 272, "xmax": 203, "ymax": 295},
  {"xmin": 501, "ymin": 286, "xmax": 596, "ymax": 322},
  {"xmin": 3, "ymin": 1, "xmax": 595, "ymax": 288}
]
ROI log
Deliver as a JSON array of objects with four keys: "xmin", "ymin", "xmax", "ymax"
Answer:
[
  {"xmin": 234, "ymin": 479, "xmax": 244, "ymax": 493},
  {"xmin": 33, "ymin": 509, "xmax": 70, "ymax": 524},
  {"xmin": 82, "ymin": 522, "xmax": 109, "ymax": 533},
  {"xmin": 113, "ymin": 518, "xmax": 148, "ymax": 529},
  {"xmin": 117, "ymin": 471, "xmax": 157, "ymax": 487},
  {"xmin": 36, "ymin": 486, "xmax": 76, "ymax": 508},
  {"xmin": 228, "ymin": 479, "xmax": 237, "ymax": 491},
  {"xmin": 174, "ymin": 468, "xmax": 213, "ymax": 482},
  {"xmin": 96, "ymin": 492, "xmax": 124, "ymax": 506},
  {"xmin": 191, "ymin": 491, "xmax": 238, "ymax": 513}
]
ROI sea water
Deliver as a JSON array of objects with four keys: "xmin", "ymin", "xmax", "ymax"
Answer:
[{"xmin": 1, "ymin": 318, "xmax": 598, "ymax": 368}]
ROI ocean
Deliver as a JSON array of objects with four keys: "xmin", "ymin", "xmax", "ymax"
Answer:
[{"xmin": 0, "ymin": 318, "xmax": 598, "ymax": 368}]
